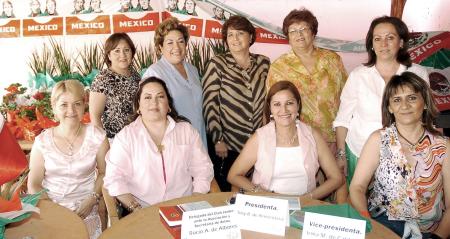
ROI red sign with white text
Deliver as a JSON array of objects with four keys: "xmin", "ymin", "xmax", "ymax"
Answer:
[
  {"xmin": 205, "ymin": 20, "xmax": 222, "ymax": 39},
  {"xmin": 163, "ymin": 11, "xmax": 203, "ymax": 37},
  {"xmin": 0, "ymin": 19, "xmax": 20, "ymax": 38},
  {"xmin": 409, "ymin": 32, "xmax": 450, "ymax": 63},
  {"xmin": 66, "ymin": 15, "xmax": 111, "ymax": 35},
  {"xmin": 113, "ymin": 12, "xmax": 160, "ymax": 33},
  {"xmin": 255, "ymin": 28, "xmax": 287, "ymax": 44},
  {"xmin": 23, "ymin": 17, "xmax": 63, "ymax": 37}
]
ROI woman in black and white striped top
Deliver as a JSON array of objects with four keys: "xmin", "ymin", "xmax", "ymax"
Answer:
[{"xmin": 202, "ymin": 15, "xmax": 270, "ymax": 191}]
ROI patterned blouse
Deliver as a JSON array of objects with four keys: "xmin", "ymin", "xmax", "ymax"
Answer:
[
  {"xmin": 368, "ymin": 124, "xmax": 447, "ymax": 232},
  {"xmin": 202, "ymin": 52, "xmax": 270, "ymax": 152},
  {"xmin": 267, "ymin": 48, "xmax": 347, "ymax": 142},
  {"xmin": 90, "ymin": 68, "xmax": 140, "ymax": 138}
]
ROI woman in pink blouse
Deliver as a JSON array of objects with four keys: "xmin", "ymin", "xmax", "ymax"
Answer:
[{"xmin": 104, "ymin": 77, "xmax": 213, "ymax": 214}]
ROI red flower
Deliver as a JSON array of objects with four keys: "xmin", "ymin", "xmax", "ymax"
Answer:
[
  {"xmin": 5, "ymin": 85, "xmax": 18, "ymax": 94},
  {"xmin": 33, "ymin": 92, "xmax": 45, "ymax": 100}
]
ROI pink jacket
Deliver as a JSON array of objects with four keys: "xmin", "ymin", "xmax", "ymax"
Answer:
[
  {"xmin": 252, "ymin": 120, "xmax": 319, "ymax": 192},
  {"xmin": 104, "ymin": 116, "xmax": 213, "ymax": 205}
]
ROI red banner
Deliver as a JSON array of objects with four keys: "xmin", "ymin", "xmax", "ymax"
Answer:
[
  {"xmin": 163, "ymin": 12, "xmax": 203, "ymax": 37},
  {"xmin": 66, "ymin": 15, "xmax": 111, "ymax": 35},
  {"xmin": 23, "ymin": 17, "xmax": 63, "ymax": 37},
  {"xmin": 255, "ymin": 28, "xmax": 288, "ymax": 44},
  {"xmin": 113, "ymin": 12, "xmax": 160, "ymax": 33},
  {"xmin": 204, "ymin": 20, "xmax": 222, "ymax": 39},
  {"xmin": 0, "ymin": 19, "xmax": 20, "ymax": 38},
  {"xmin": 409, "ymin": 32, "xmax": 450, "ymax": 63}
]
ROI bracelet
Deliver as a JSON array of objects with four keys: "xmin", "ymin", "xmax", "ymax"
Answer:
[
  {"xmin": 336, "ymin": 149, "xmax": 346, "ymax": 160},
  {"xmin": 127, "ymin": 201, "xmax": 142, "ymax": 212},
  {"xmin": 428, "ymin": 233, "xmax": 442, "ymax": 239},
  {"xmin": 91, "ymin": 192, "xmax": 101, "ymax": 203},
  {"xmin": 250, "ymin": 185, "xmax": 260, "ymax": 193}
]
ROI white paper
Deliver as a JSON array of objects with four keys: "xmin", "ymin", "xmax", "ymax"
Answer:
[
  {"xmin": 181, "ymin": 205, "xmax": 241, "ymax": 239},
  {"xmin": 234, "ymin": 194, "xmax": 288, "ymax": 236},
  {"xmin": 302, "ymin": 212, "xmax": 366, "ymax": 239}
]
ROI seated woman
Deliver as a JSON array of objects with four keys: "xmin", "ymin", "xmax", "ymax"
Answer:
[
  {"xmin": 28, "ymin": 80, "xmax": 109, "ymax": 239},
  {"xmin": 227, "ymin": 81, "xmax": 343, "ymax": 198},
  {"xmin": 350, "ymin": 72, "xmax": 450, "ymax": 239},
  {"xmin": 103, "ymin": 77, "xmax": 214, "ymax": 213}
]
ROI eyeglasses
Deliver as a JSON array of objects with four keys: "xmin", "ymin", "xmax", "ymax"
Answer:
[{"xmin": 288, "ymin": 26, "xmax": 310, "ymax": 35}]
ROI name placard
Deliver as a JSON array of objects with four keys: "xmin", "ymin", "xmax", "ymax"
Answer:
[
  {"xmin": 181, "ymin": 205, "xmax": 240, "ymax": 239},
  {"xmin": 302, "ymin": 212, "xmax": 366, "ymax": 239},
  {"xmin": 234, "ymin": 194, "xmax": 288, "ymax": 236}
]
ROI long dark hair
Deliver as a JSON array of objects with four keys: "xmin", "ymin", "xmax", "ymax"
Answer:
[
  {"xmin": 364, "ymin": 16, "xmax": 411, "ymax": 67},
  {"xmin": 129, "ymin": 77, "xmax": 190, "ymax": 123},
  {"xmin": 381, "ymin": 72, "xmax": 439, "ymax": 135}
]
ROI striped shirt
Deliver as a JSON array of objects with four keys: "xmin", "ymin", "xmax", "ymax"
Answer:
[{"xmin": 202, "ymin": 52, "xmax": 270, "ymax": 152}]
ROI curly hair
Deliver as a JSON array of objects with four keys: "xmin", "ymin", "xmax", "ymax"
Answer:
[
  {"xmin": 154, "ymin": 17, "xmax": 189, "ymax": 56},
  {"xmin": 282, "ymin": 8, "xmax": 318, "ymax": 39}
]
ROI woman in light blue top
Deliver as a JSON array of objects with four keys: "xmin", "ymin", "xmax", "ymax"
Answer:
[{"xmin": 143, "ymin": 17, "xmax": 207, "ymax": 147}]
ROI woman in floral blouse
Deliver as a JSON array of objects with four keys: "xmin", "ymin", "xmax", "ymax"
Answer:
[{"xmin": 89, "ymin": 33, "xmax": 141, "ymax": 140}]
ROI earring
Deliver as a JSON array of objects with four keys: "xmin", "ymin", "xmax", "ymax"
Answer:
[
  {"xmin": 137, "ymin": 109, "xmax": 141, "ymax": 115},
  {"xmin": 270, "ymin": 114, "xmax": 274, "ymax": 121},
  {"xmin": 168, "ymin": 108, "xmax": 172, "ymax": 113},
  {"xmin": 371, "ymin": 47, "xmax": 374, "ymax": 51}
]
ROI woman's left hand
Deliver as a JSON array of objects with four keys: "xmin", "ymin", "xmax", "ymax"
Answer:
[{"xmin": 75, "ymin": 196, "xmax": 96, "ymax": 219}]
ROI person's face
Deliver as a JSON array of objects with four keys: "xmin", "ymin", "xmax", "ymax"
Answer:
[
  {"xmin": 161, "ymin": 30, "xmax": 187, "ymax": 66},
  {"xmin": 121, "ymin": 0, "xmax": 130, "ymax": 8},
  {"xmin": 4, "ymin": 3, "xmax": 13, "ymax": 16},
  {"xmin": 168, "ymin": 0, "xmax": 176, "ymax": 8},
  {"xmin": 139, "ymin": 82, "xmax": 170, "ymax": 122},
  {"xmin": 31, "ymin": 0, "xmax": 40, "ymax": 13},
  {"xmin": 139, "ymin": 0, "xmax": 149, "ymax": 9},
  {"xmin": 74, "ymin": 0, "xmax": 83, "ymax": 11},
  {"xmin": 53, "ymin": 92, "xmax": 85, "ymax": 125},
  {"xmin": 47, "ymin": 0, "xmax": 56, "ymax": 14},
  {"xmin": 372, "ymin": 23, "xmax": 403, "ymax": 62},
  {"xmin": 287, "ymin": 21, "xmax": 314, "ymax": 51},
  {"xmin": 270, "ymin": 90, "xmax": 299, "ymax": 127},
  {"xmin": 131, "ymin": 0, "xmax": 139, "ymax": 8},
  {"xmin": 388, "ymin": 85, "xmax": 425, "ymax": 126},
  {"xmin": 108, "ymin": 40, "xmax": 133, "ymax": 72},
  {"xmin": 226, "ymin": 28, "xmax": 251, "ymax": 54},
  {"xmin": 185, "ymin": 0, "xmax": 194, "ymax": 13},
  {"xmin": 91, "ymin": 0, "xmax": 100, "ymax": 9},
  {"xmin": 214, "ymin": 7, "xmax": 224, "ymax": 18}
]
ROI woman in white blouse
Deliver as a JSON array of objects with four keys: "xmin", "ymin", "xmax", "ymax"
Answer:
[{"xmin": 333, "ymin": 16, "xmax": 429, "ymax": 198}]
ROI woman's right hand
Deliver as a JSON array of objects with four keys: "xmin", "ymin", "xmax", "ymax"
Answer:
[{"xmin": 215, "ymin": 141, "xmax": 228, "ymax": 159}]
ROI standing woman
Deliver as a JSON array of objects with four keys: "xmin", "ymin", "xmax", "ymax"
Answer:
[
  {"xmin": 202, "ymin": 15, "xmax": 270, "ymax": 191},
  {"xmin": 143, "ymin": 17, "xmax": 207, "ymax": 147},
  {"xmin": 89, "ymin": 33, "xmax": 141, "ymax": 141},
  {"xmin": 28, "ymin": 80, "xmax": 109, "ymax": 239},
  {"xmin": 333, "ymin": 16, "xmax": 429, "ymax": 194}
]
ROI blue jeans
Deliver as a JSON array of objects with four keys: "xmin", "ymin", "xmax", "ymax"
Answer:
[{"xmin": 373, "ymin": 213, "xmax": 431, "ymax": 238}]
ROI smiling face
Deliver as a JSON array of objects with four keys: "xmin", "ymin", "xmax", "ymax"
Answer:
[
  {"xmin": 213, "ymin": 7, "xmax": 224, "ymax": 19},
  {"xmin": 287, "ymin": 21, "xmax": 314, "ymax": 51},
  {"xmin": 161, "ymin": 30, "xmax": 186, "ymax": 66},
  {"xmin": 226, "ymin": 28, "xmax": 251, "ymax": 54},
  {"xmin": 31, "ymin": 0, "xmax": 41, "ymax": 13},
  {"xmin": 373, "ymin": 23, "xmax": 403, "ymax": 62},
  {"xmin": 270, "ymin": 89, "xmax": 299, "ymax": 127},
  {"xmin": 139, "ymin": 82, "xmax": 170, "ymax": 122},
  {"xmin": 388, "ymin": 85, "xmax": 425, "ymax": 126},
  {"xmin": 185, "ymin": 0, "xmax": 195, "ymax": 13},
  {"xmin": 108, "ymin": 39, "xmax": 133, "ymax": 73},
  {"xmin": 53, "ymin": 92, "xmax": 85, "ymax": 125}
]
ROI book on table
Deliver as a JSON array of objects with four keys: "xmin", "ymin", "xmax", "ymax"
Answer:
[{"xmin": 159, "ymin": 201, "xmax": 213, "ymax": 238}]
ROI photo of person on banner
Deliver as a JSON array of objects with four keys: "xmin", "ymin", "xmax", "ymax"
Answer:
[
  {"xmin": 42, "ymin": 0, "xmax": 58, "ymax": 16},
  {"xmin": 118, "ymin": 0, "xmax": 131, "ymax": 12},
  {"xmin": 71, "ymin": 0, "xmax": 84, "ymax": 14},
  {"xmin": 28, "ymin": 0, "xmax": 43, "ymax": 17},
  {"xmin": 84, "ymin": 0, "xmax": 102, "ymax": 14},
  {"xmin": 166, "ymin": 0, "xmax": 178, "ymax": 12},
  {"xmin": 179, "ymin": 0, "xmax": 197, "ymax": 16},
  {"xmin": 139, "ymin": 0, "xmax": 152, "ymax": 11},
  {"xmin": 1, "ymin": 0, "xmax": 15, "ymax": 18},
  {"xmin": 212, "ymin": 6, "xmax": 226, "ymax": 21}
]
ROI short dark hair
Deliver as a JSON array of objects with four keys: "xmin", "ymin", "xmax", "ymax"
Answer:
[
  {"xmin": 263, "ymin": 81, "xmax": 302, "ymax": 124},
  {"xmin": 104, "ymin": 32, "xmax": 136, "ymax": 67},
  {"xmin": 282, "ymin": 8, "xmax": 318, "ymax": 39},
  {"xmin": 130, "ymin": 77, "xmax": 189, "ymax": 123},
  {"xmin": 154, "ymin": 17, "xmax": 189, "ymax": 56},
  {"xmin": 364, "ymin": 16, "xmax": 411, "ymax": 67},
  {"xmin": 381, "ymin": 72, "xmax": 439, "ymax": 135},
  {"xmin": 222, "ymin": 15, "xmax": 256, "ymax": 47}
]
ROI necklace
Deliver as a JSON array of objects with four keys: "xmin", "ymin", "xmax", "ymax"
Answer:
[
  {"xmin": 396, "ymin": 126, "xmax": 425, "ymax": 151},
  {"xmin": 62, "ymin": 124, "xmax": 81, "ymax": 156},
  {"xmin": 277, "ymin": 131, "xmax": 298, "ymax": 146}
]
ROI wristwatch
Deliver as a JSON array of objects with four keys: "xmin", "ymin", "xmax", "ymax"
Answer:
[{"xmin": 336, "ymin": 149, "xmax": 346, "ymax": 160}]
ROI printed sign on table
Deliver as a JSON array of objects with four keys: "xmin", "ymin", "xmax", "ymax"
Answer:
[
  {"xmin": 66, "ymin": 15, "xmax": 111, "ymax": 35},
  {"xmin": 113, "ymin": 12, "xmax": 160, "ymax": 33},
  {"xmin": 181, "ymin": 205, "xmax": 240, "ymax": 239},
  {"xmin": 234, "ymin": 194, "xmax": 288, "ymax": 236},
  {"xmin": 23, "ymin": 17, "xmax": 63, "ymax": 37},
  {"xmin": 302, "ymin": 212, "xmax": 366, "ymax": 239},
  {"xmin": 0, "ymin": 19, "xmax": 20, "ymax": 38}
]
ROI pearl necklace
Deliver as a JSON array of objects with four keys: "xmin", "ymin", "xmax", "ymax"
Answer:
[
  {"xmin": 396, "ymin": 126, "xmax": 425, "ymax": 151},
  {"xmin": 62, "ymin": 124, "xmax": 81, "ymax": 156}
]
